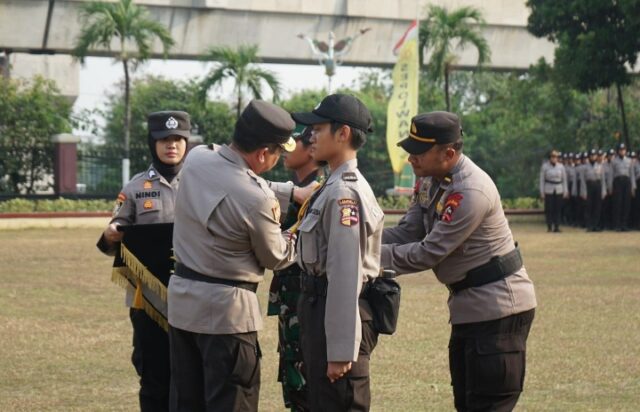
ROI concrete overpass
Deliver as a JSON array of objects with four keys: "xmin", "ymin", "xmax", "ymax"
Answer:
[{"xmin": 0, "ymin": 0, "xmax": 557, "ymax": 100}]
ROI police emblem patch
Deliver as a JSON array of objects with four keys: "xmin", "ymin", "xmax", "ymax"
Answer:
[
  {"xmin": 143, "ymin": 200, "xmax": 154, "ymax": 209},
  {"xmin": 272, "ymin": 200, "xmax": 281, "ymax": 222},
  {"xmin": 165, "ymin": 116, "xmax": 178, "ymax": 129},
  {"xmin": 441, "ymin": 193, "xmax": 463, "ymax": 222},
  {"xmin": 338, "ymin": 199, "xmax": 359, "ymax": 226},
  {"xmin": 143, "ymin": 180, "xmax": 153, "ymax": 189},
  {"xmin": 112, "ymin": 193, "xmax": 126, "ymax": 216}
]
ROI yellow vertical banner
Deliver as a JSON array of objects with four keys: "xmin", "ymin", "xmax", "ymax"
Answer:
[{"xmin": 386, "ymin": 20, "xmax": 419, "ymax": 194}]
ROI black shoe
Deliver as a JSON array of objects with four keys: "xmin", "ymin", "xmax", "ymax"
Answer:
[
  {"xmin": 554, "ymin": 227, "xmax": 561, "ymax": 233},
  {"xmin": 547, "ymin": 227, "xmax": 552, "ymax": 232}
]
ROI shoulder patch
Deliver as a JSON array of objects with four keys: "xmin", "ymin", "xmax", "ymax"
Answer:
[
  {"xmin": 272, "ymin": 199, "xmax": 281, "ymax": 223},
  {"xmin": 338, "ymin": 198, "xmax": 359, "ymax": 226},
  {"xmin": 338, "ymin": 198, "xmax": 358, "ymax": 206},
  {"xmin": 112, "ymin": 192, "xmax": 126, "ymax": 217},
  {"xmin": 342, "ymin": 172, "xmax": 358, "ymax": 182},
  {"xmin": 441, "ymin": 193, "xmax": 464, "ymax": 222}
]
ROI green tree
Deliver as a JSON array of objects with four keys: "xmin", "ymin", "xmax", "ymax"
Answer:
[
  {"xmin": 526, "ymin": 0, "xmax": 640, "ymax": 147},
  {"xmin": 72, "ymin": 0, "xmax": 174, "ymax": 184},
  {"xmin": 419, "ymin": 5, "xmax": 490, "ymax": 111},
  {"xmin": 200, "ymin": 45, "xmax": 281, "ymax": 119},
  {"xmin": 0, "ymin": 76, "xmax": 71, "ymax": 193}
]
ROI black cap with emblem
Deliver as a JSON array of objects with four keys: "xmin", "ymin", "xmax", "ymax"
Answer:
[
  {"xmin": 148, "ymin": 111, "xmax": 191, "ymax": 141},
  {"xmin": 397, "ymin": 111, "xmax": 462, "ymax": 155},
  {"xmin": 291, "ymin": 94, "xmax": 374, "ymax": 133},
  {"xmin": 234, "ymin": 100, "xmax": 296, "ymax": 152}
]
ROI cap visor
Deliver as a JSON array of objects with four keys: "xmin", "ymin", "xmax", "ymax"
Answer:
[
  {"xmin": 279, "ymin": 136, "xmax": 297, "ymax": 153},
  {"xmin": 397, "ymin": 136, "xmax": 434, "ymax": 155},
  {"xmin": 291, "ymin": 111, "xmax": 331, "ymax": 125},
  {"xmin": 150, "ymin": 130, "xmax": 190, "ymax": 140}
]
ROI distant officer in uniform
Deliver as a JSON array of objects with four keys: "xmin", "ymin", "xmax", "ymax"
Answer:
[
  {"xmin": 97, "ymin": 111, "xmax": 191, "ymax": 412},
  {"xmin": 168, "ymin": 100, "xmax": 298, "ymax": 412},
  {"xmin": 539, "ymin": 150, "xmax": 568, "ymax": 232},
  {"xmin": 574, "ymin": 152, "xmax": 588, "ymax": 227},
  {"xmin": 601, "ymin": 149, "xmax": 615, "ymax": 230},
  {"xmin": 630, "ymin": 151, "xmax": 640, "ymax": 229},
  {"xmin": 582, "ymin": 149, "xmax": 607, "ymax": 232},
  {"xmin": 611, "ymin": 143, "xmax": 636, "ymax": 231},
  {"xmin": 291, "ymin": 94, "xmax": 384, "ymax": 411},
  {"xmin": 561, "ymin": 153, "xmax": 574, "ymax": 225},
  {"xmin": 267, "ymin": 125, "xmax": 323, "ymax": 411},
  {"xmin": 380, "ymin": 111, "xmax": 537, "ymax": 412}
]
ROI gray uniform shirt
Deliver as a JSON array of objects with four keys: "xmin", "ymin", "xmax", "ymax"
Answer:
[
  {"xmin": 539, "ymin": 162, "xmax": 568, "ymax": 196},
  {"xmin": 603, "ymin": 161, "xmax": 614, "ymax": 194},
  {"xmin": 97, "ymin": 165, "xmax": 179, "ymax": 316},
  {"xmin": 296, "ymin": 159, "xmax": 384, "ymax": 362},
  {"xmin": 611, "ymin": 156, "xmax": 637, "ymax": 192},
  {"xmin": 169, "ymin": 145, "xmax": 295, "ymax": 334},
  {"xmin": 581, "ymin": 162, "xmax": 607, "ymax": 198},
  {"xmin": 565, "ymin": 165, "xmax": 576, "ymax": 193},
  {"xmin": 381, "ymin": 155, "xmax": 537, "ymax": 325}
]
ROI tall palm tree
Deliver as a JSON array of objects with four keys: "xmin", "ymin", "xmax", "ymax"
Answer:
[
  {"xmin": 72, "ymin": 0, "xmax": 174, "ymax": 184},
  {"xmin": 420, "ymin": 5, "xmax": 490, "ymax": 111},
  {"xmin": 199, "ymin": 45, "xmax": 281, "ymax": 119}
]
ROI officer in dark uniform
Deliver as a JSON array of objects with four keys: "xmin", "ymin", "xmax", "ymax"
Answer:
[
  {"xmin": 611, "ymin": 143, "xmax": 636, "ymax": 231},
  {"xmin": 381, "ymin": 112, "xmax": 536, "ymax": 412},
  {"xmin": 267, "ymin": 126, "xmax": 323, "ymax": 411},
  {"xmin": 97, "ymin": 111, "xmax": 191, "ymax": 412}
]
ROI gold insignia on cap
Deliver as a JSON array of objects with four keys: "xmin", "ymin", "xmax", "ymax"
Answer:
[
  {"xmin": 411, "ymin": 122, "xmax": 417, "ymax": 134},
  {"xmin": 280, "ymin": 137, "xmax": 297, "ymax": 153}
]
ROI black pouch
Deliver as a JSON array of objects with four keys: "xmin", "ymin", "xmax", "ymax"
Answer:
[{"xmin": 365, "ymin": 275, "xmax": 401, "ymax": 335}]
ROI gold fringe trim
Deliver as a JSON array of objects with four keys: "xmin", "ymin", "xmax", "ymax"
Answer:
[
  {"xmin": 119, "ymin": 243, "xmax": 168, "ymax": 302},
  {"xmin": 111, "ymin": 267, "xmax": 168, "ymax": 332}
]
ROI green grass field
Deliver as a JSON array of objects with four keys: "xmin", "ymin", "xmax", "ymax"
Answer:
[{"xmin": 1, "ymin": 221, "xmax": 639, "ymax": 411}]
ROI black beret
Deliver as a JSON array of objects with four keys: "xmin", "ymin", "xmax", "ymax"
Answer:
[
  {"xmin": 148, "ymin": 111, "xmax": 191, "ymax": 140},
  {"xmin": 292, "ymin": 94, "xmax": 373, "ymax": 133},
  {"xmin": 235, "ymin": 100, "xmax": 296, "ymax": 152},
  {"xmin": 397, "ymin": 111, "xmax": 462, "ymax": 155}
]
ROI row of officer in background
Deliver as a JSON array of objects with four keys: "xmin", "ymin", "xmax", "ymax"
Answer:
[
  {"xmin": 100, "ymin": 97, "xmax": 537, "ymax": 412},
  {"xmin": 540, "ymin": 144, "xmax": 638, "ymax": 233}
]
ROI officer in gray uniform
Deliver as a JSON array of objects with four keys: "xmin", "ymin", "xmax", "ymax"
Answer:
[
  {"xmin": 601, "ymin": 149, "xmax": 615, "ymax": 229},
  {"xmin": 168, "ymin": 100, "xmax": 298, "ymax": 412},
  {"xmin": 380, "ymin": 112, "xmax": 536, "ymax": 412},
  {"xmin": 582, "ymin": 149, "xmax": 607, "ymax": 232},
  {"xmin": 97, "ymin": 111, "xmax": 191, "ymax": 412},
  {"xmin": 630, "ymin": 151, "xmax": 640, "ymax": 229},
  {"xmin": 611, "ymin": 143, "xmax": 636, "ymax": 231},
  {"xmin": 291, "ymin": 94, "xmax": 384, "ymax": 412},
  {"xmin": 562, "ymin": 153, "xmax": 575, "ymax": 225},
  {"xmin": 539, "ymin": 150, "xmax": 568, "ymax": 232}
]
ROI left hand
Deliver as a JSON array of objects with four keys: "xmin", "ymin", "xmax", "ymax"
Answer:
[{"xmin": 327, "ymin": 361, "xmax": 352, "ymax": 383}]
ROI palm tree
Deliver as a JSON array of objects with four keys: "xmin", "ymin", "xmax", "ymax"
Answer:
[
  {"xmin": 72, "ymin": 0, "xmax": 174, "ymax": 185},
  {"xmin": 420, "ymin": 5, "xmax": 490, "ymax": 111},
  {"xmin": 199, "ymin": 45, "xmax": 281, "ymax": 119}
]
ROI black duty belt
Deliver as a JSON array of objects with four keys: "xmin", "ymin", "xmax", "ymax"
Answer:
[
  {"xmin": 174, "ymin": 262, "xmax": 258, "ymax": 293},
  {"xmin": 447, "ymin": 247, "xmax": 523, "ymax": 294},
  {"xmin": 301, "ymin": 272, "xmax": 368, "ymax": 299},
  {"xmin": 544, "ymin": 179, "xmax": 562, "ymax": 184}
]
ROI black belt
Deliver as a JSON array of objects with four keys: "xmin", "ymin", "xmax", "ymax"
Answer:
[
  {"xmin": 447, "ymin": 247, "xmax": 523, "ymax": 294},
  {"xmin": 545, "ymin": 179, "xmax": 562, "ymax": 184},
  {"xmin": 301, "ymin": 272, "xmax": 368, "ymax": 299},
  {"xmin": 174, "ymin": 262, "xmax": 258, "ymax": 293}
]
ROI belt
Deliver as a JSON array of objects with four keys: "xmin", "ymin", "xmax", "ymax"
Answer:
[
  {"xmin": 174, "ymin": 262, "xmax": 258, "ymax": 293},
  {"xmin": 545, "ymin": 179, "xmax": 562, "ymax": 184},
  {"xmin": 447, "ymin": 247, "xmax": 523, "ymax": 294},
  {"xmin": 301, "ymin": 272, "xmax": 368, "ymax": 299}
]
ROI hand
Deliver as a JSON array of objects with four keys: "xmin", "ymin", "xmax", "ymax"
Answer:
[
  {"xmin": 103, "ymin": 223, "xmax": 123, "ymax": 244},
  {"xmin": 563, "ymin": 193, "xmax": 569, "ymax": 199},
  {"xmin": 327, "ymin": 361, "xmax": 352, "ymax": 383},
  {"xmin": 581, "ymin": 195, "xmax": 587, "ymax": 201},
  {"xmin": 293, "ymin": 181, "xmax": 320, "ymax": 204}
]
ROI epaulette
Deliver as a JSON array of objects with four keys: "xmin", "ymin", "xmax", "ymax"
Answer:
[{"xmin": 342, "ymin": 172, "xmax": 358, "ymax": 182}]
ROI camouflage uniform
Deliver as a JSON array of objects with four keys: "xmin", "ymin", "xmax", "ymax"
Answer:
[{"xmin": 268, "ymin": 170, "xmax": 321, "ymax": 411}]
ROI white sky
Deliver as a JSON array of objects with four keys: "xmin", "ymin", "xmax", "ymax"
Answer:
[{"xmin": 74, "ymin": 56, "xmax": 367, "ymax": 136}]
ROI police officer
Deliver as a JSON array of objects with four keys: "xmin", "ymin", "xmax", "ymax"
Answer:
[
  {"xmin": 601, "ymin": 149, "xmax": 615, "ymax": 230},
  {"xmin": 267, "ymin": 125, "xmax": 323, "ymax": 411},
  {"xmin": 631, "ymin": 151, "xmax": 640, "ymax": 229},
  {"xmin": 381, "ymin": 111, "xmax": 537, "ymax": 412},
  {"xmin": 562, "ymin": 153, "xmax": 575, "ymax": 225},
  {"xmin": 291, "ymin": 94, "xmax": 384, "ymax": 411},
  {"xmin": 539, "ymin": 150, "xmax": 569, "ymax": 232},
  {"xmin": 582, "ymin": 149, "xmax": 607, "ymax": 232},
  {"xmin": 574, "ymin": 152, "xmax": 588, "ymax": 227},
  {"xmin": 611, "ymin": 143, "xmax": 636, "ymax": 231},
  {"xmin": 168, "ymin": 100, "xmax": 298, "ymax": 411},
  {"xmin": 97, "ymin": 111, "xmax": 191, "ymax": 412}
]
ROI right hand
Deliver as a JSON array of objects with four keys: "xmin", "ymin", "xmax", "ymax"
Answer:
[
  {"xmin": 293, "ymin": 181, "xmax": 321, "ymax": 204},
  {"xmin": 103, "ymin": 223, "xmax": 123, "ymax": 244}
]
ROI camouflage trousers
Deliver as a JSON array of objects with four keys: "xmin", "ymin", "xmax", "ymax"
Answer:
[{"xmin": 268, "ymin": 267, "xmax": 309, "ymax": 411}]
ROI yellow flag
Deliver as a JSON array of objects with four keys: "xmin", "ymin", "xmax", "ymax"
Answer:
[{"xmin": 386, "ymin": 20, "xmax": 419, "ymax": 193}]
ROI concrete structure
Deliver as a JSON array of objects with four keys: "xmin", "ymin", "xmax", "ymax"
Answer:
[{"xmin": 0, "ymin": 0, "xmax": 557, "ymax": 99}]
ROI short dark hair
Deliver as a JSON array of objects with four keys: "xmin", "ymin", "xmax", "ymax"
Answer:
[
  {"xmin": 438, "ymin": 139, "xmax": 463, "ymax": 153},
  {"xmin": 330, "ymin": 122, "xmax": 367, "ymax": 150},
  {"xmin": 233, "ymin": 130, "xmax": 281, "ymax": 154}
]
